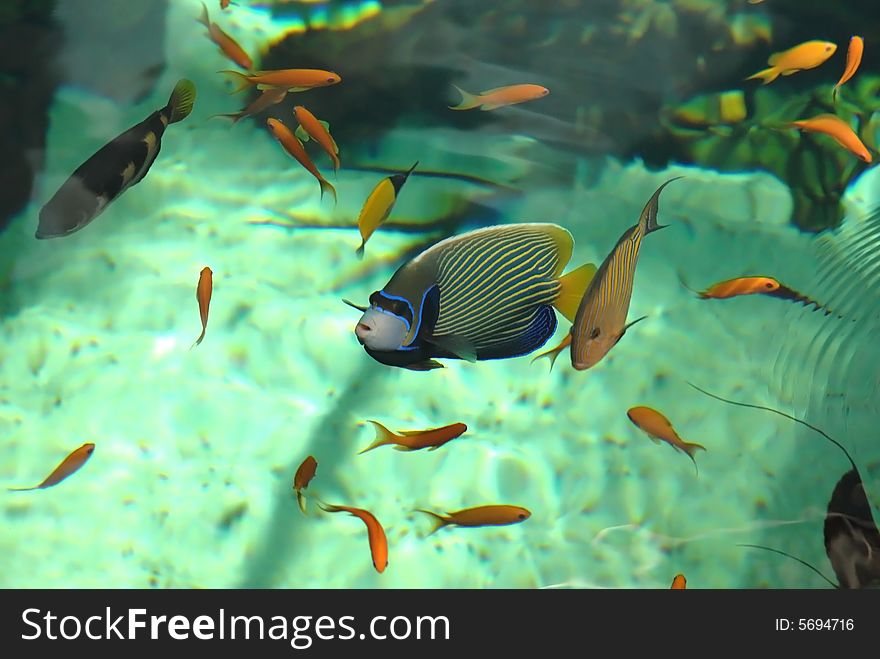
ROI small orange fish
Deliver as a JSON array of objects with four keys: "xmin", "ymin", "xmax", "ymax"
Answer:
[
  {"xmin": 197, "ymin": 3, "xmax": 253, "ymax": 70},
  {"xmin": 530, "ymin": 333, "xmax": 571, "ymax": 371},
  {"xmin": 220, "ymin": 0, "xmax": 235, "ymax": 9},
  {"xmin": 418, "ymin": 505, "xmax": 531, "ymax": 535},
  {"xmin": 449, "ymin": 83, "xmax": 549, "ymax": 111},
  {"xmin": 681, "ymin": 274, "xmax": 832, "ymax": 315},
  {"xmin": 293, "ymin": 455, "xmax": 318, "ymax": 514},
  {"xmin": 193, "ymin": 267, "xmax": 213, "ymax": 348},
  {"xmin": 267, "ymin": 118, "xmax": 337, "ymax": 204},
  {"xmin": 9, "ymin": 443, "xmax": 95, "ymax": 491},
  {"xmin": 358, "ymin": 421, "xmax": 466, "ymax": 454},
  {"xmin": 789, "ymin": 114, "xmax": 872, "ymax": 163},
  {"xmin": 216, "ymin": 87, "xmax": 287, "ymax": 125},
  {"xmin": 746, "ymin": 40, "xmax": 837, "ymax": 84},
  {"xmin": 671, "ymin": 574, "xmax": 687, "ymax": 589},
  {"xmin": 626, "ymin": 406, "xmax": 706, "ymax": 475},
  {"xmin": 222, "ymin": 69, "xmax": 341, "ymax": 94},
  {"xmin": 318, "ymin": 502, "xmax": 388, "ymax": 573},
  {"xmin": 833, "ymin": 36, "xmax": 864, "ymax": 100},
  {"xmin": 294, "ymin": 106, "xmax": 340, "ymax": 171}
]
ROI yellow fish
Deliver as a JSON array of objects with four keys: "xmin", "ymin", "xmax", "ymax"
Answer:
[
  {"xmin": 746, "ymin": 40, "xmax": 837, "ymax": 84},
  {"xmin": 355, "ymin": 162, "xmax": 417, "ymax": 259}
]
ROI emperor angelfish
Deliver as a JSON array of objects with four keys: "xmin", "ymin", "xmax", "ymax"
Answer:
[
  {"xmin": 36, "ymin": 79, "xmax": 197, "ymax": 239},
  {"xmin": 569, "ymin": 177, "xmax": 680, "ymax": 371},
  {"xmin": 350, "ymin": 223, "xmax": 597, "ymax": 370}
]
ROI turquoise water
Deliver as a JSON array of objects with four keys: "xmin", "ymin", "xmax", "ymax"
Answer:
[{"xmin": 2, "ymin": 0, "xmax": 879, "ymax": 589}]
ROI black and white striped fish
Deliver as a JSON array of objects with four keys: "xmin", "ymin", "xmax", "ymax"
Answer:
[
  {"xmin": 569, "ymin": 178, "xmax": 680, "ymax": 371},
  {"xmin": 348, "ymin": 223, "xmax": 596, "ymax": 370},
  {"xmin": 36, "ymin": 79, "xmax": 197, "ymax": 239}
]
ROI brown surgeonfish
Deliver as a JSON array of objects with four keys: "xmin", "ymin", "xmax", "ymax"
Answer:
[
  {"xmin": 569, "ymin": 178, "xmax": 680, "ymax": 371},
  {"xmin": 293, "ymin": 455, "xmax": 318, "ymax": 514},
  {"xmin": 418, "ymin": 505, "xmax": 531, "ymax": 535},
  {"xmin": 358, "ymin": 421, "xmax": 466, "ymax": 454},
  {"xmin": 9, "ymin": 443, "xmax": 95, "ymax": 491},
  {"xmin": 318, "ymin": 502, "xmax": 388, "ymax": 573},
  {"xmin": 37, "ymin": 79, "xmax": 196, "ymax": 239},
  {"xmin": 626, "ymin": 406, "xmax": 706, "ymax": 475}
]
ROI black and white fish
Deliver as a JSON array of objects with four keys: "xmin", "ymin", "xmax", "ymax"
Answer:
[
  {"xmin": 347, "ymin": 223, "xmax": 597, "ymax": 371},
  {"xmin": 36, "ymin": 79, "xmax": 197, "ymax": 239}
]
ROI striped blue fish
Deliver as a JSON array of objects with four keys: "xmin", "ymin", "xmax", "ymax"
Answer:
[
  {"xmin": 349, "ymin": 223, "xmax": 597, "ymax": 370},
  {"xmin": 569, "ymin": 178, "xmax": 680, "ymax": 371}
]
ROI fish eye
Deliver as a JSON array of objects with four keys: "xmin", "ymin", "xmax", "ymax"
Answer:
[
  {"xmin": 764, "ymin": 282, "xmax": 774, "ymax": 289},
  {"xmin": 327, "ymin": 77, "xmax": 336, "ymax": 83},
  {"xmin": 589, "ymin": 328, "xmax": 600, "ymax": 339},
  {"xmin": 518, "ymin": 514, "xmax": 526, "ymax": 520}
]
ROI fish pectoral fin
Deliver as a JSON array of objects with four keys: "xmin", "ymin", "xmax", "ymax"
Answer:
[
  {"xmin": 403, "ymin": 359, "xmax": 445, "ymax": 371},
  {"xmin": 294, "ymin": 125, "xmax": 311, "ymax": 142},
  {"xmin": 479, "ymin": 103, "xmax": 503, "ymax": 111},
  {"xmin": 392, "ymin": 445, "xmax": 415, "ymax": 451},
  {"xmin": 342, "ymin": 298, "xmax": 368, "ymax": 312},
  {"xmin": 554, "ymin": 262, "xmax": 597, "ymax": 323},
  {"xmin": 428, "ymin": 334, "xmax": 478, "ymax": 362},
  {"xmin": 615, "ymin": 315, "xmax": 648, "ymax": 345}
]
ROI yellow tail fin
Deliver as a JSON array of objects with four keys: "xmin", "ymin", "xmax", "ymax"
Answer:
[
  {"xmin": 167, "ymin": 79, "xmax": 197, "ymax": 124},
  {"xmin": 449, "ymin": 84, "xmax": 481, "ymax": 111},
  {"xmin": 219, "ymin": 70, "xmax": 252, "ymax": 94},
  {"xmin": 554, "ymin": 263, "xmax": 597, "ymax": 323},
  {"xmin": 745, "ymin": 66, "xmax": 780, "ymax": 85},
  {"xmin": 416, "ymin": 509, "xmax": 450, "ymax": 536},
  {"xmin": 319, "ymin": 177, "xmax": 337, "ymax": 207},
  {"xmin": 358, "ymin": 420, "xmax": 397, "ymax": 455}
]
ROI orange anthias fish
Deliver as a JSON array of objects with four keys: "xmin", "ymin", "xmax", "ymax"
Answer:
[
  {"xmin": 9, "ymin": 443, "xmax": 95, "ymax": 491},
  {"xmin": 833, "ymin": 36, "xmax": 865, "ymax": 100},
  {"xmin": 418, "ymin": 505, "xmax": 531, "ymax": 535},
  {"xmin": 293, "ymin": 455, "xmax": 318, "ymax": 515},
  {"xmin": 193, "ymin": 267, "xmax": 213, "ymax": 348},
  {"xmin": 671, "ymin": 574, "xmax": 687, "ymax": 589},
  {"xmin": 682, "ymin": 274, "xmax": 832, "ymax": 315},
  {"xmin": 746, "ymin": 40, "xmax": 837, "ymax": 84},
  {"xmin": 220, "ymin": 0, "xmax": 235, "ymax": 9},
  {"xmin": 266, "ymin": 118, "xmax": 337, "ymax": 204},
  {"xmin": 197, "ymin": 2, "xmax": 253, "ymax": 70},
  {"xmin": 530, "ymin": 333, "xmax": 571, "ymax": 371},
  {"xmin": 449, "ymin": 83, "xmax": 549, "ymax": 111},
  {"xmin": 626, "ymin": 406, "xmax": 706, "ymax": 475},
  {"xmin": 789, "ymin": 114, "xmax": 872, "ymax": 163},
  {"xmin": 358, "ymin": 421, "xmax": 466, "ymax": 454},
  {"xmin": 293, "ymin": 106, "xmax": 340, "ymax": 171},
  {"xmin": 222, "ymin": 69, "xmax": 341, "ymax": 94},
  {"xmin": 318, "ymin": 502, "xmax": 388, "ymax": 573},
  {"xmin": 216, "ymin": 87, "xmax": 288, "ymax": 125}
]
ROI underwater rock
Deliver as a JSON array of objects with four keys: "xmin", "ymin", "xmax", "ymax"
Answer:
[{"xmin": 0, "ymin": 1, "xmax": 60, "ymax": 233}]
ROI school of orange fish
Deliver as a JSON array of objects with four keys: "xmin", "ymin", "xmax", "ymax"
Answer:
[{"xmin": 12, "ymin": 1, "xmax": 877, "ymax": 588}]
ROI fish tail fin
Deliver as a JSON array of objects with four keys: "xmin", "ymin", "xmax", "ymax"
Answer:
[
  {"xmin": 737, "ymin": 544, "xmax": 838, "ymax": 588},
  {"xmin": 7, "ymin": 486, "xmax": 36, "ymax": 492},
  {"xmin": 641, "ymin": 177, "xmax": 682, "ymax": 235},
  {"xmin": 190, "ymin": 327, "xmax": 206, "ymax": 350},
  {"xmin": 316, "ymin": 499, "xmax": 342, "ymax": 514},
  {"xmin": 358, "ymin": 420, "xmax": 396, "ymax": 454},
  {"xmin": 682, "ymin": 441, "xmax": 706, "ymax": 476},
  {"xmin": 166, "ymin": 79, "xmax": 197, "ymax": 124},
  {"xmin": 416, "ymin": 509, "xmax": 450, "ymax": 536},
  {"xmin": 219, "ymin": 70, "xmax": 252, "ymax": 94},
  {"xmin": 449, "ymin": 84, "xmax": 481, "ymax": 110},
  {"xmin": 331, "ymin": 154, "xmax": 341, "ymax": 172},
  {"xmin": 197, "ymin": 2, "xmax": 210, "ymax": 28},
  {"xmin": 554, "ymin": 262, "xmax": 597, "ymax": 322},
  {"xmin": 355, "ymin": 242, "xmax": 366, "ymax": 259},
  {"xmin": 832, "ymin": 85, "xmax": 840, "ymax": 102},
  {"xmin": 319, "ymin": 178, "xmax": 337, "ymax": 206},
  {"xmin": 675, "ymin": 269, "xmax": 702, "ymax": 297},
  {"xmin": 745, "ymin": 66, "xmax": 780, "ymax": 85},
  {"xmin": 296, "ymin": 491, "xmax": 307, "ymax": 515},
  {"xmin": 530, "ymin": 343, "xmax": 566, "ymax": 372}
]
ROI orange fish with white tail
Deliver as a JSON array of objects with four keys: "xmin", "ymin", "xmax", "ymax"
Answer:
[
  {"xmin": 626, "ymin": 406, "xmax": 706, "ymax": 475},
  {"xmin": 789, "ymin": 114, "xmax": 872, "ymax": 163},
  {"xmin": 746, "ymin": 40, "xmax": 836, "ymax": 85},
  {"xmin": 318, "ymin": 502, "xmax": 388, "ymax": 573},
  {"xmin": 358, "ymin": 421, "xmax": 466, "ymax": 454},
  {"xmin": 192, "ymin": 267, "xmax": 213, "ymax": 348},
  {"xmin": 449, "ymin": 83, "xmax": 549, "ymax": 111},
  {"xmin": 267, "ymin": 118, "xmax": 337, "ymax": 204}
]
